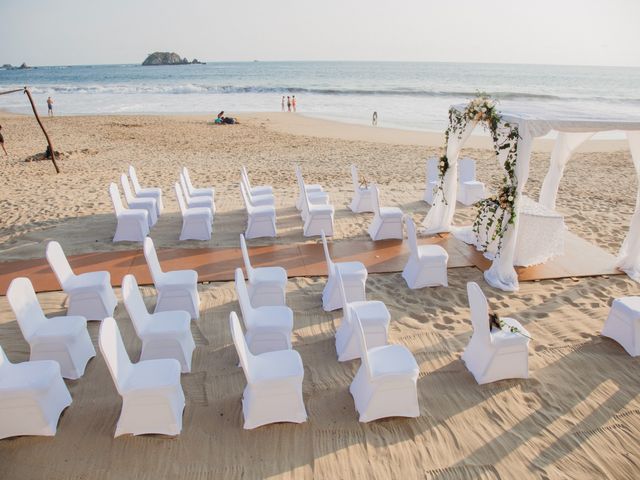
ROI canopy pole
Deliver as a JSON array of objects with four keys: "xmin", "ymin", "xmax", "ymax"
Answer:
[{"xmin": 22, "ymin": 86, "xmax": 60, "ymax": 174}]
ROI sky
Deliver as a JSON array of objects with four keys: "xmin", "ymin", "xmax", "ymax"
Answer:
[{"xmin": 1, "ymin": 0, "xmax": 639, "ymax": 67}]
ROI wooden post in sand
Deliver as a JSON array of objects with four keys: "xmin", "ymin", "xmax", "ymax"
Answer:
[{"xmin": 23, "ymin": 87, "xmax": 60, "ymax": 173}]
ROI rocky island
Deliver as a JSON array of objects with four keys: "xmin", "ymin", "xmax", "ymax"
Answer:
[
  {"xmin": 1, "ymin": 62, "xmax": 32, "ymax": 70},
  {"xmin": 142, "ymin": 52, "xmax": 205, "ymax": 66}
]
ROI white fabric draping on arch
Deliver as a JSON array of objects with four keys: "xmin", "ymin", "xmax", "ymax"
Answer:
[
  {"xmin": 538, "ymin": 132, "xmax": 595, "ymax": 210},
  {"xmin": 423, "ymin": 103, "xmax": 640, "ymax": 291},
  {"xmin": 422, "ymin": 121, "xmax": 476, "ymax": 234},
  {"xmin": 617, "ymin": 131, "xmax": 640, "ymax": 281}
]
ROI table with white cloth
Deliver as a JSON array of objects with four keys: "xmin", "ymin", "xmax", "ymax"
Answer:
[{"xmin": 455, "ymin": 196, "xmax": 565, "ymax": 267}]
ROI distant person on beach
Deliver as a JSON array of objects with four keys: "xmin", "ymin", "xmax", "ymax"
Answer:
[
  {"xmin": 47, "ymin": 96, "xmax": 54, "ymax": 116},
  {"xmin": 215, "ymin": 111, "xmax": 225, "ymax": 124},
  {"xmin": 287, "ymin": 96, "xmax": 291, "ymax": 112},
  {"xmin": 372, "ymin": 111, "xmax": 378, "ymax": 126},
  {"xmin": 281, "ymin": 96, "xmax": 285, "ymax": 112},
  {"xmin": 292, "ymin": 96, "xmax": 297, "ymax": 112},
  {"xmin": 0, "ymin": 125, "xmax": 7, "ymax": 156}
]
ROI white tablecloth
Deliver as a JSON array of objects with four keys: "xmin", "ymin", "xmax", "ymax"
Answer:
[{"xmin": 454, "ymin": 196, "xmax": 565, "ymax": 266}]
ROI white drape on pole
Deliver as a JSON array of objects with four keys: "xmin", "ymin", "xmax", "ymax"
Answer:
[
  {"xmin": 484, "ymin": 126, "xmax": 534, "ymax": 291},
  {"xmin": 538, "ymin": 132, "xmax": 595, "ymax": 209},
  {"xmin": 422, "ymin": 121, "xmax": 476, "ymax": 234},
  {"xmin": 616, "ymin": 131, "xmax": 640, "ymax": 281}
]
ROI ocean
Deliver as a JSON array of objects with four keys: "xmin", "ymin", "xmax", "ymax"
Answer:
[{"xmin": 1, "ymin": 61, "xmax": 639, "ymax": 136}]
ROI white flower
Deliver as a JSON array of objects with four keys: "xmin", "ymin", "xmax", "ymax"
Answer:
[{"xmin": 508, "ymin": 196, "xmax": 513, "ymax": 201}]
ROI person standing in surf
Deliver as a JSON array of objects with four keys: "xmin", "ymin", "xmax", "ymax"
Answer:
[
  {"xmin": 292, "ymin": 96, "xmax": 297, "ymax": 112},
  {"xmin": 0, "ymin": 125, "xmax": 7, "ymax": 156},
  {"xmin": 47, "ymin": 96, "xmax": 54, "ymax": 116},
  {"xmin": 287, "ymin": 96, "xmax": 291, "ymax": 112},
  {"xmin": 281, "ymin": 96, "xmax": 285, "ymax": 112}
]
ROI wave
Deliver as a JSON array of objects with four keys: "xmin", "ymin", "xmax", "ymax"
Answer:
[{"xmin": 8, "ymin": 83, "xmax": 638, "ymax": 104}]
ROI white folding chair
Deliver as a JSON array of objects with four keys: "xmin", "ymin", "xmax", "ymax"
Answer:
[
  {"xmin": 234, "ymin": 268, "xmax": 292, "ymax": 355},
  {"xmin": 602, "ymin": 297, "xmax": 640, "ymax": 356},
  {"xmin": 0, "ymin": 345, "xmax": 72, "ymax": 439},
  {"xmin": 457, "ymin": 158, "xmax": 485, "ymax": 206},
  {"xmin": 295, "ymin": 165, "xmax": 330, "ymax": 220},
  {"xmin": 129, "ymin": 165, "xmax": 163, "ymax": 213},
  {"xmin": 229, "ymin": 312, "xmax": 307, "ymax": 429},
  {"xmin": 240, "ymin": 234, "xmax": 287, "ymax": 307},
  {"xmin": 182, "ymin": 166, "xmax": 215, "ymax": 198},
  {"xmin": 241, "ymin": 171, "xmax": 275, "ymax": 206},
  {"xmin": 46, "ymin": 240, "xmax": 118, "ymax": 321},
  {"xmin": 349, "ymin": 165, "xmax": 374, "ymax": 213},
  {"xmin": 174, "ymin": 183, "xmax": 213, "ymax": 241},
  {"xmin": 99, "ymin": 317, "xmax": 185, "ymax": 437},
  {"xmin": 242, "ymin": 165, "xmax": 273, "ymax": 196},
  {"xmin": 240, "ymin": 182, "xmax": 277, "ymax": 239},
  {"xmin": 7, "ymin": 277, "xmax": 95, "ymax": 379},
  {"xmin": 179, "ymin": 173, "xmax": 216, "ymax": 211},
  {"xmin": 368, "ymin": 184, "xmax": 403, "ymax": 241},
  {"xmin": 423, "ymin": 157, "xmax": 439, "ymax": 204},
  {"xmin": 109, "ymin": 183, "xmax": 149, "ymax": 242},
  {"xmin": 462, "ymin": 282, "xmax": 530, "ymax": 384},
  {"xmin": 402, "ymin": 216, "xmax": 448, "ymax": 289},
  {"xmin": 335, "ymin": 271, "xmax": 389, "ymax": 362},
  {"xmin": 350, "ymin": 312, "xmax": 420, "ymax": 422},
  {"xmin": 321, "ymin": 230, "xmax": 367, "ymax": 311},
  {"xmin": 120, "ymin": 173, "xmax": 158, "ymax": 227},
  {"xmin": 143, "ymin": 237, "xmax": 200, "ymax": 319},
  {"xmin": 122, "ymin": 274, "xmax": 196, "ymax": 373}
]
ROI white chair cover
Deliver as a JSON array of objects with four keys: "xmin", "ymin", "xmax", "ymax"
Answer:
[
  {"xmin": 242, "ymin": 165, "xmax": 273, "ymax": 196},
  {"xmin": 109, "ymin": 183, "xmax": 149, "ymax": 242},
  {"xmin": 0, "ymin": 345, "xmax": 72, "ymax": 439},
  {"xmin": 349, "ymin": 312, "xmax": 420, "ymax": 422},
  {"xmin": 174, "ymin": 183, "xmax": 213, "ymax": 241},
  {"xmin": 368, "ymin": 184, "xmax": 404, "ymax": 240},
  {"xmin": 229, "ymin": 312, "xmax": 307, "ymax": 429},
  {"xmin": 99, "ymin": 317, "xmax": 185, "ymax": 437},
  {"xmin": 234, "ymin": 268, "xmax": 292, "ymax": 354},
  {"xmin": 7, "ymin": 277, "xmax": 95, "ymax": 379},
  {"xmin": 239, "ymin": 182, "xmax": 277, "ymax": 239},
  {"xmin": 129, "ymin": 165, "xmax": 163, "ymax": 212},
  {"xmin": 349, "ymin": 165, "xmax": 374, "ymax": 213},
  {"xmin": 457, "ymin": 158, "xmax": 485, "ymax": 206},
  {"xmin": 46, "ymin": 240, "xmax": 118, "ymax": 321},
  {"xmin": 120, "ymin": 173, "xmax": 158, "ymax": 226},
  {"xmin": 602, "ymin": 297, "xmax": 640, "ymax": 357},
  {"xmin": 296, "ymin": 171, "xmax": 334, "ymax": 237},
  {"xmin": 240, "ymin": 234, "xmax": 287, "ymax": 307},
  {"xmin": 182, "ymin": 166, "xmax": 215, "ymax": 198},
  {"xmin": 122, "ymin": 274, "xmax": 196, "ymax": 372},
  {"xmin": 334, "ymin": 271, "xmax": 389, "ymax": 361},
  {"xmin": 144, "ymin": 237, "xmax": 201, "ymax": 319},
  {"xmin": 401, "ymin": 216, "xmax": 448, "ymax": 289},
  {"xmin": 180, "ymin": 173, "xmax": 215, "ymax": 211},
  {"xmin": 461, "ymin": 282, "xmax": 530, "ymax": 384},
  {"xmin": 321, "ymin": 230, "xmax": 367, "ymax": 311}
]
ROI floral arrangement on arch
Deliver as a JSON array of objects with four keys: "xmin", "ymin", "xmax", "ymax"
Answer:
[{"xmin": 434, "ymin": 93, "xmax": 520, "ymax": 255}]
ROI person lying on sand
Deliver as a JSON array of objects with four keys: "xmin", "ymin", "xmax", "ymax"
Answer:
[{"xmin": 214, "ymin": 111, "xmax": 239, "ymax": 125}]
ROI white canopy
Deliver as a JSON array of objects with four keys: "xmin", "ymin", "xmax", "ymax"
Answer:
[{"xmin": 423, "ymin": 102, "xmax": 640, "ymax": 291}]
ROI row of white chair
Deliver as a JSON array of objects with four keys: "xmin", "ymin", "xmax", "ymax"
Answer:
[
  {"xmin": 423, "ymin": 157, "xmax": 486, "ymax": 206},
  {"xmin": 109, "ymin": 166, "xmax": 214, "ymax": 242},
  {"xmin": 1, "ymin": 237, "xmax": 200, "ymax": 439}
]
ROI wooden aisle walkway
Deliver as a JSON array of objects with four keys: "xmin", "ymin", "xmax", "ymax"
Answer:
[{"xmin": 0, "ymin": 232, "xmax": 622, "ymax": 295}]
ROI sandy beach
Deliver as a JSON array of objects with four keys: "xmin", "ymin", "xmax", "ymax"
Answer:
[{"xmin": 1, "ymin": 111, "xmax": 640, "ymax": 479}]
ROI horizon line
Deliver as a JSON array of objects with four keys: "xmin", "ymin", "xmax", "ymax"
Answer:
[{"xmin": 3, "ymin": 59, "xmax": 640, "ymax": 69}]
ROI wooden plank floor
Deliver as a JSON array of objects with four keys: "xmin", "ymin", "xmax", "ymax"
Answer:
[{"xmin": 0, "ymin": 232, "xmax": 622, "ymax": 295}]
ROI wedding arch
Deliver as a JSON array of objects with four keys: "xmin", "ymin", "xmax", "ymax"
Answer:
[{"xmin": 423, "ymin": 95, "xmax": 640, "ymax": 291}]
